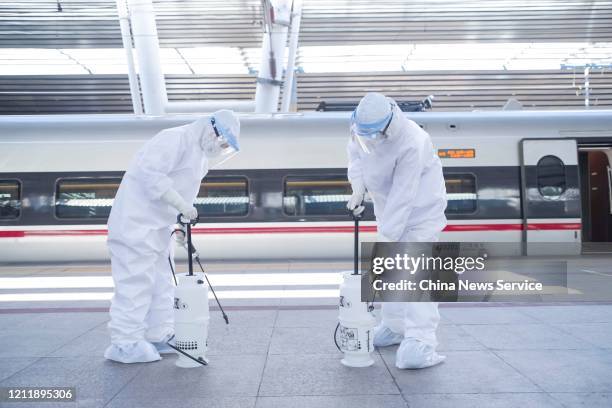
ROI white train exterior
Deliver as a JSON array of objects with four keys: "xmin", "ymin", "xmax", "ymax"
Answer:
[{"xmin": 1, "ymin": 110, "xmax": 611, "ymax": 262}]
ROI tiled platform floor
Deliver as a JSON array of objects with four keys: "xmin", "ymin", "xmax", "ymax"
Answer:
[{"xmin": 1, "ymin": 261, "xmax": 611, "ymax": 407}]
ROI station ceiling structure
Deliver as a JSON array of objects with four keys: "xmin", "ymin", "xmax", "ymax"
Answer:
[{"xmin": 1, "ymin": 0, "xmax": 611, "ymax": 114}]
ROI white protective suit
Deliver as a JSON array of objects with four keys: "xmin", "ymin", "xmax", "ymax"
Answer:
[
  {"xmin": 105, "ymin": 111, "xmax": 239, "ymax": 363},
  {"xmin": 347, "ymin": 94, "xmax": 447, "ymax": 368}
]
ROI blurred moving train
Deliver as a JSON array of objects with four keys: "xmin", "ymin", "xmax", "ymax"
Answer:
[{"xmin": 1, "ymin": 110, "xmax": 612, "ymax": 262}]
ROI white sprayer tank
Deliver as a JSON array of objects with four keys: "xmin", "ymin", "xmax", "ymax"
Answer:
[
  {"xmin": 174, "ymin": 272, "xmax": 210, "ymax": 368},
  {"xmin": 337, "ymin": 271, "xmax": 377, "ymax": 367}
]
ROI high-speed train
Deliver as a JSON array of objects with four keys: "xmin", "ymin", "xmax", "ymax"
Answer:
[{"xmin": 1, "ymin": 110, "xmax": 611, "ymax": 262}]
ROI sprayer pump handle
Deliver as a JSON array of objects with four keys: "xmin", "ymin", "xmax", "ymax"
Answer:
[
  {"xmin": 177, "ymin": 213, "xmax": 199, "ymax": 226},
  {"xmin": 349, "ymin": 209, "xmax": 363, "ymax": 221}
]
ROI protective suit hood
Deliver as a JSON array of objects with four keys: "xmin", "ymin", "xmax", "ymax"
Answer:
[{"xmin": 384, "ymin": 98, "xmax": 408, "ymax": 142}]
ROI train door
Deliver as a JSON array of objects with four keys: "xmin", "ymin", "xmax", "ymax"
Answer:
[
  {"xmin": 578, "ymin": 147, "xmax": 612, "ymax": 247},
  {"xmin": 519, "ymin": 139, "xmax": 582, "ymax": 255}
]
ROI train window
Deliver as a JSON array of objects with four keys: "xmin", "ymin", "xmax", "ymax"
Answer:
[
  {"xmin": 444, "ymin": 174, "xmax": 477, "ymax": 214},
  {"xmin": 195, "ymin": 177, "xmax": 249, "ymax": 217},
  {"xmin": 283, "ymin": 176, "xmax": 353, "ymax": 216},
  {"xmin": 537, "ymin": 155, "xmax": 566, "ymax": 198},
  {"xmin": 55, "ymin": 178, "xmax": 120, "ymax": 219},
  {"xmin": 0, "ymin": 180, "xmax": 21, "ymax": 219}
]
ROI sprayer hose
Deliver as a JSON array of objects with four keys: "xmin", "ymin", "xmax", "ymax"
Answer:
[{"xmin": 333, "ymin": 322, "xmax": 342, "ymax": 352}]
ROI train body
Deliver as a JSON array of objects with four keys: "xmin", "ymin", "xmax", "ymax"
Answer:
[{"xmin": 1, "ymin": 110, "xmax": 611, "ymax": 262}]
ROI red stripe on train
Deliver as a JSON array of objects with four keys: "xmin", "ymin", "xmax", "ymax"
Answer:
[
  {"xmin": 444, "ymin": 224, "xmax": 522, "ymax": 231},
  {"xmin": 0, "ymin": 231, "xmax": 25, "ymax": 238},
  {"xmin": 526, "ymin": 223, "xmax": 582, "ymax": 230},
  {"xmin": 0, "ymin": 230, "xmax": 108, "ymax": 238},
  {"xmin": 0, "ymin": 223, "xmax": 582, "ymax": 237},
  {"xmin": 191, "ymin": 226, "xmax": 380, "ymax": 234}
]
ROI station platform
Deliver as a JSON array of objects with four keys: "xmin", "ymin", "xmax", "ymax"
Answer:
[{"xmin": 1, "ymin": 261, "xmax": 611, "ymax": 408}]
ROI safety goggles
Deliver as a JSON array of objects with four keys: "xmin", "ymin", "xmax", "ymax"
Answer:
[
  {"xmin": 350, "ymin": 104, "xmax": 394, "ymax": 140},
  {"xmin": 351, "ymin": 109, "xmax": 393, "ymax": 154}
]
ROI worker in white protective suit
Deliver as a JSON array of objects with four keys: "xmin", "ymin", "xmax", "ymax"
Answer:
[
  {"xmin": 104, "ymin": 110, "xmax": 240, "ymax": 364},
  {"xmin": 346, "ymin": 93, "xmax": 447, "ymax": 369}
]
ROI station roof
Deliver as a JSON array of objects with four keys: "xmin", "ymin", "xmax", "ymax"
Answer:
[
  {"xmin": 0, "ymin": 0, "xmax": 611, "ymax": 113},
  {"xmin": 2, "ymin": 0, "xmax": 611, "ymax": 48}
]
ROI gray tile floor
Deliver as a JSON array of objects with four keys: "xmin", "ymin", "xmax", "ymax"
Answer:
[
  {"xmin": 2, "ymin": 305, "xmax": 612, "ymax": 408},
  {"xmin": 1, "ymin": 262, "xmax": 611, "ymax": 407}
]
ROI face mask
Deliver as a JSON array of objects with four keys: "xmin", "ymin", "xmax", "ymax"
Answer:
[
  {"xmin": 354, "ymin": 132, "xmax": 389, "ymax": 154},
  {"xmin": 200, "ymin": 132, "xmax": 224, "ymax": 158}
]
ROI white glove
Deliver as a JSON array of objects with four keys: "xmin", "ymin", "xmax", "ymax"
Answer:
[
  {"xmin": 161, "ymin": 188, "xmax": 198, "ymax": 221},
  {"xmin": 347, "ymin": 180, "xmax": 366, "ymax": 216},
  {"xmin": 180, "ymin": 206, "xmax": 198, "ymax": 221},
  {"xmin": 377, "ymin": 233, "xmax": 393, "ymax": 242},
  {"xmin": 173, "ymin": 225, "xmax": 186, "ymax": 247}
]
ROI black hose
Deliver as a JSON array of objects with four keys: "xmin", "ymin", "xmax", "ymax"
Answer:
[
  {"xmin": 168, "ymin": 229, "xmax": 180, "ymax": 286},
  {"xmin": 165, "ymin": 335, "xmax": 207, "ymax": 366},
  {"xmin": 333, "ymin": 322, "xmax": 342, "ymax": 352},
  {"xmin": 195, "ymin": 256, "xmax": 229, "ymax": 325},
  {"xmin": 168, "ymin": 256, "xmax": 178, "ymax": 286}
]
